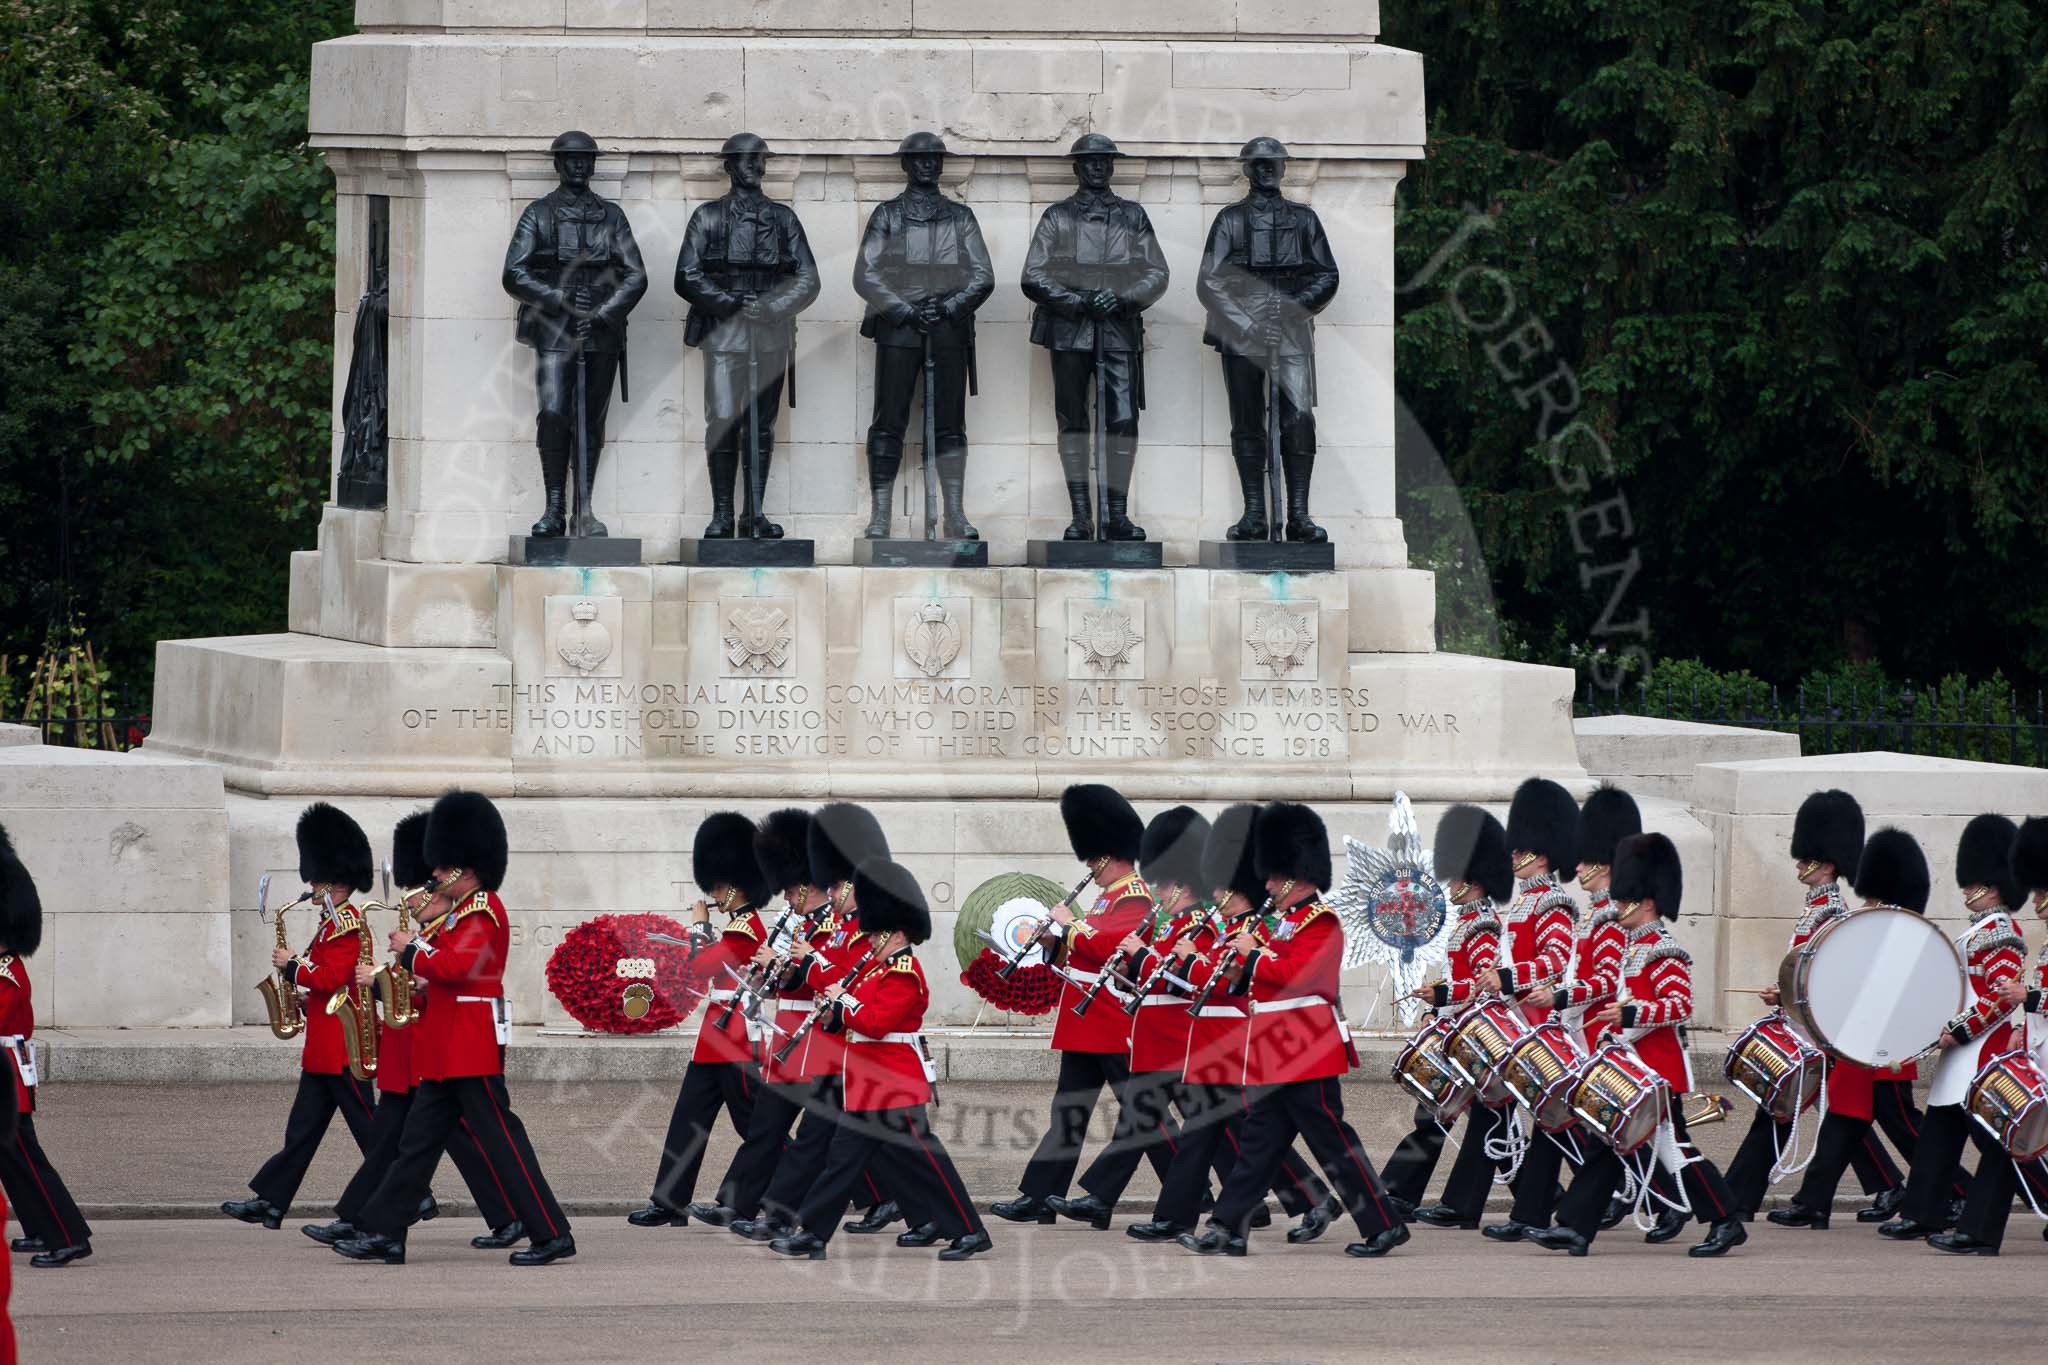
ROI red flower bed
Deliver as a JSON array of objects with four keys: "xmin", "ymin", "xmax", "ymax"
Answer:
[
  {"xmin": 960, "ymin": 950, "xmax": 1059, "ymax": 1016},
  {"xmin": 545, "ymin": 913, "xmax": 705, "ymax": 1034}
]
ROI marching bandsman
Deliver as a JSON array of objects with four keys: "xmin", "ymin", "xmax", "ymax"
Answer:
[
  {"xmin": 1180, "ymin": 802, "xmax": 1407, "ymax": 1258},
  {"xmin": 628, "ymin": 811, "xmax": 771, "ymax": 1229},
  {"xmin": 1725, "ymin": 790, "xmax": 1904, "ymax": 1222},
  {"xmin": 1127, "ymin": 804, "xmax": 1332, "ymax": 1242},
  {"xmin": 993, "ymin": 785, "xmax": 1178, "ymax": 1224},
  {"xmin": 1938, "ymin": 815, "xmax": 2048, "ymax": 1254},
  {"xmin": 1386, "ymin": 803, "xmax": 1509, "ymax": 1222},
  {"xmin": 1531, "ymin": 833, "xmax": 1746, "ymax": 1256},
  {"xmin": 1868, "ymin": 815, "xmax": 2024, "ymax": 1241},
  {"xmin": 1779, "ymin": 827, "xmax": 1933, "ymax": 1235},
  {"xmin": 302, "ymin": 811, "xmax": 521, "ymax": 1251},
  {"xmin": 335, "ymin": 791, "xmax": 574, "ymax": 1265},
  {"xmin": 769, "ymin": 858, "xmax": 992, "ymax": 1261},
  {"xmin": 0, "ymin": 825, "xmax": 91, "ymax": 1268},
  {"xmin": 224, "ymin": 803, "xmax": 379, "ymax": 1231}
]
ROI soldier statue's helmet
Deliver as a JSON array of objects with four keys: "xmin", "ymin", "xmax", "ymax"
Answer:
[
  {"xmin": 549, "ymin": 130, "xmax": 605, "ymax": 159},
  {"xmin": 1068, "ymin": 132, "xmax": 1127, "ymax": 159},
  {"xmin": 1237, "ymin": 135, "xmax": 1292, "ymax": 162},
  {"xmin": 720, "ymin": 131, "xmax": 773, "ymax": 159},
  {"xmin": 897, "ymin": 130, "xmax": 950, "ymax": 158}
]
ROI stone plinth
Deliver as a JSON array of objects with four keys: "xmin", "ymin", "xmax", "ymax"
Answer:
[
  {"xmin": 1577, "ymin": 714, "xmax": 1800, "ymax": 801},
  {"xmin": 1694, "ymin": 751, "xmax": 2048, "ymax": 1033},
  {"xmin": 0, "ymin": 746, "xmax": 231, "ymax": 1027},
  {"xmin": 0, "ymin": 724, "xmax": 39, "ymax": 749}
]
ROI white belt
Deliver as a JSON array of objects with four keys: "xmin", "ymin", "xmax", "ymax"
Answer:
[
  {"xmin": 454, "ymin": 996, "xmax": 502, "ymax": 1005},
  {"xmin": 848, "ymin": 1031, "xmax": 923, "ymax": 1045},
  {"xmin": 1065, "ymin": 970, "xmax": 1102, "ymax": 985},
  {"xmin": 1136, "ymin": 996, "xmax": 1184, "ymax": 1009},
  {"xmin": 705, "ymin": 989, "xmax": 738, "ymax": 1003},
  {"xmin": 455, "ymin": 997, "xmax": 509, "ymax": 1044},
  {"xmin": 1250, "ymin": 996, "xmax": 1330, "ymax": 1015},
  {"xmin": 776, "ymin": 999, "xmax": 815, "ymax": 1014},
  {"xmin": 1195, "ymin": 1006, "xmax": 1246, "ymax": 1019}
]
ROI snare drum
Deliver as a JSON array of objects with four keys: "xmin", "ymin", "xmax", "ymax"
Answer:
[
  {"xmin": 1444, "ymin": 998, "xmax": 1526, "ymax": 1107},
  {"xmin": 1391, "ymin": 1016, "xmax": 1473, "ymax": 1124},
  {"xmin": 1723, "ymin": 1012, "xmax": 1825, "ymax": 1122},
  {"xmin": 1966, "ymin": 1049, "xmax": 2048, "ymax": 1162},
  {"xmin": 1779, "ymin": 907, "xmax": 1967, "ymax": 1068},
  {"xmin": 1569, "ymin": 1043, "xmax": 1670, "ymax": 1155},
  {"xmin": 1500, "ymin": 1022, "xmax": 1585, "ymax": 1132}
]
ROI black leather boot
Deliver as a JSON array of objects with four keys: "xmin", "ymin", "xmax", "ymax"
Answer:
[
  {"xmin": 1226, "ymin": 447, "xmax": 1268, "ymax": 540},
  {"xmin": 864, "ymin": 437, "xmax": 901, "ymax": 539},
  {"xmin": 1059, "ymin": 435, "xmax": 1094, "ymax": 540},
  {"xmin": 532, "ymin": 445, "xmax": 569, "ymax": 537},
  {"xmin": 937, "ymin": 446, "xmax": 978, "ymax": 540},
  {"xmin": 1101, "ymin": 437, "xmax": 1145, "ymax": 541},
  {"xmin": 703, "ymin": 444, "xmax": 738, "ymax": 538},
  {"xmin": 742, "ymin": 434, "xmax": 783, "ymax": 539},
  {"xmin": 1282, "ymin": 449, "xmax": 1326, "ymax": 543},
  {"xmin": 571, "ymin": 443, "xmax": 608, "ymax": 537}
]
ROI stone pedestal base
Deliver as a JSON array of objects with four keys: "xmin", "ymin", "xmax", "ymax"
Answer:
[
  {"xmin": 334, "ymin": 474, "xmax": 385, "ymax": 511},
  {"xmin": 1026, "ymin": 540, "xmax": 1166, "ymax": 569},
  {"xmin": 509, "ymin": 536, "xmax": 643, "ymax": 567},
  {"xmin": 675, "ymin": 538, "xmax": 816, "ymax": 567},
  {"xmin": 853, "ymin": 539, "xmax": 990, "ymax": 568},
  {"xmin": 1198, "ymin": 540, "xmax": 1337, "ymax": 572}
]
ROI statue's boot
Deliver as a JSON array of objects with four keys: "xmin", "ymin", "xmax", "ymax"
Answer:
[
  {"xmin": 1283, "ymin": 449, "xmax": 1326, "ymax": 544},
  {"xmin": 937, "ymin": 444, "xmax": 978, "ymax": 541},
  {"xmin": 572, "ymin": 444, "xmax": 609, "ymax": 537},
  {"xmin": 864, "ymin": 436, "xmax": 901, "ymax": 539},
  {"xmin": 532, "ymin": 444, "xmax": 569, "ymax": 538},
  {"xmin": 742, "ymin": 432, "xmax": 784, "ymax": 539},
  {"xmin": 703, "ymin": 444, "xmax": 738, "ymax": 539},
  {"xmin": 1059, "ymin": 434, "xmax": 1094, "ymax": 541},
  {"xmin": 1226, "ymin": 440, "xmax": 1268, "ymax": 541},
  {"xmin": 1100, "ymin": 437, "xmax": 1146, "ymax": 542}
]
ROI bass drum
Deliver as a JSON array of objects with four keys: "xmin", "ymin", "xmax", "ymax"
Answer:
[{"xmin": 1778, "ymin": 907, "xmax": 1967, "ymax": 1069}]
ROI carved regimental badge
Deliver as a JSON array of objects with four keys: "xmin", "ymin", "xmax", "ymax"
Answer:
[
  {"xmin": 723, "ymin": 604, "xmax": 794, "ymax": 676},
  {"xmin": 1245, "ymin": 604, "xmax": 1316, "ymax": 680},
  {"xmin": 557, "ymin": 600, "xmax": 614, "ymax": 676},
  {"xmin": 903, "ymin": 601, "xmax": 963, "ymax": 679},
  {"xmin": 1068, "ymin": 604, "xmax": 1144, "ymax": 677}
]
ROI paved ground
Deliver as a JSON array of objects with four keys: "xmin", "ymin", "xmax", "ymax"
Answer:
[{"xmin": 16, "ymin": 1217, "xmax": 2048, "ymax": 1364}]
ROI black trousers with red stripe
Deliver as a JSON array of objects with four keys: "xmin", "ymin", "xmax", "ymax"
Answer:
[
  {"xmin": 1557, "ymin": 1111, "xmax": 1734, "ymax": 1239},
  {"xmin": 333, "ymin": 1088, "xmax": 516, "ymax": 1231},
  {"xmin": 1018, "ymin": 1050, "xmax": 1175, "ymax": 1200},
  {"xmin": 795, "ymin": 1103, "xmax": 985, "ymax": 1245},
  {"xmin": 0, "ymin": 1113, "xmax": 90, "ymax": 1248},
  {"xmin": 1726, "ymin": 1102, "xmax": 1901, "ymax": 1217},
  {"xmin": 249, "ymin": 1070, "xmax": 378, "ymax": 1211},
  {"xmin": 1956, "ymin": 1146, "xmax": 2048, "ymax": 1250},
  {"xmin": 649, "ymin": 1057, "xmax": 757, "ymax": 1213},
  {"xmin": 355, "ymin": 1073, "xmax": 569, "ymax": 1245},
  {"xmin": 728, "ymin": 1075, "xmax": 906, "ymax": 1225},
  {"xmin": 1874, "ymin": 1077, "xmax": 1967, "ymax": 1200},
  {"xmin": 1077, "ymin": 1067, "xmax": 1186, "ymax": 1203},
  {"xmin": 1211, "ymin": 1076, "xmax": 1400, "ymax": 1240},
  {"xmin": 1151, "ymin": 1081, "xmax": 1329, "ymax": 1227},
  {"xmin": 1897, "ymin": 1102, "xmax": 1994, "ymax": 1226},
  {"xmin": 1792, "ymin": 1099, "xmax": 1956, "ymax": 1216}
]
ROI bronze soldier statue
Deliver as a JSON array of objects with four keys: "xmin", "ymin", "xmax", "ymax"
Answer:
[
  {"xmin": 503, "ymin": 131, "xmax": 648, "ymax": 540},
  {"xmin": 853, "ymin": 131, "xmax": 995, "ymax": 541},
  {"xmin": 675, "ymin": 133, "xmax": 820, "ymax": 540},
  {"xmin": 1196, "ymin": 137, "xmax": 1339, "ymax": 544},
  {"xmin": 1022, "ymin": 133, "xmax": 1170, "ymax": 542}
]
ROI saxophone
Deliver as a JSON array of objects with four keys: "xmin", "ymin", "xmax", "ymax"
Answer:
[
  {"xmin": 371, "ymin": 860, "xmax": 419, "ymax": 1030},
  {"xmin": 255, "ymin": 873, "xmax": 309, "ymax": 1041},
  {"xmin": 328, "ymin": 891, "xmax": 380, "ymax": 1083}
]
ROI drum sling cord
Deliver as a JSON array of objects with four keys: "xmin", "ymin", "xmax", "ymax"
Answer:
[
  {"xmin": 1768, "ymin": 1067, "xmax": 1827, "ymax": 1181},
  {"xmin": 1618, "ymin": 1117, "xmax": 1697, "ymax": 1232},
  {"xmin": 1482, "ymin": 1103, "xmax": 1530, "ymax": 1182}
]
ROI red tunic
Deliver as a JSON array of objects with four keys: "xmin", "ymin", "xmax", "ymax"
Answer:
[
  {"xmin": 0, "ymin": 957, "xmax": 34, "ymax": 1115},
  {"xmin": 764, "ymin": 907, "xmax": 857, "ymax": 1083},
  {"xmin": 1435, "ymin": 903, "xmax": 1503, "ymax": 1010},
  {"xmin": 1124, "ymin": 900, "xmax": 1203, "ymax": 1074},
  {"xmin": 1786, "ymin": 881, "xmax": 1875, "ymax": 1118},
  {"xmin": 1239, "ymin": 896, "xmax": 1354, "ymax": 1086},
  {"xmin": 1179, "ymin": 914, "xmax": 1246, "ymax": 1087},
  {"xmin": 1614, "ymin": 921, "xmax": 1694, "ymax": 1091},
  {"xmin": 1559, "ymin": 898, "xmax": 1626, "ymax": 1048},
  {"xmin": 836, "ymin": 948, "xmax": 934, "ymax": 1111},
  {"xmin": 376, "ymin": 1002, "xmax": 414, "ymax": 1095},
  {"xmin": 402, "ymin": 891, "xmax": 510, "ymax": 1082},
  {"xmin": 288, "ymin": 903, "xmax": 368, "ymax": 1076},
  {"xmin": 1499, "ymin": 876, "xmax": 1575, "ymax": 1026},
  {"xmin": 1049, "ymin": 873, "xmax": 1153, "ymax": 1054},
  {"xmin": 679, "ymin": 910, "xmax": 767, "ymax": 1066},
  {"xmin": 1947, "ymin": 909, "xmax": 2026, "ymax": 1057}
]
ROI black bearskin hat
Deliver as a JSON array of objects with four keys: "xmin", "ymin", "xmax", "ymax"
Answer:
[
  {"xmin": 1792, "ymin": 789, "xmax": 1864, "ymax": 879},
  {"xmin": 1060, "ymin": 784, "xmax": 1144, "ymax": 864},
  {"xmin": 423, "ymin": 790, "xmax": 509, "ymax": 892},
  {"xmin": 0, "ymin": 824, "xmax": 42, "ymax": 958},
  {"xmin": 390, "ymin": 811, "xmax": 432, "ymax": 890},
  {"xmin": 1253, "ymin": 801, "xmax": 1332, "ymax": 893},
  {"xmin": 1612, "ymin": 832, "xmax": 1682, "ymax": 920},
  {"xmin": 1201, "ymin": 804, "xmax": 1265, "ymax": 905},
  {"xmin": 1853, "ymin": 828, "xmax": 1930, "ymax": 914},
  {"xmin": 808, "ymin": 803, "xmax": 890, "ymax": 889},
  {"xmin": 1957, "ymin": 813, "xmax": 2022, "ymax": 911},
  {"xmin": 754, "ymin": 808, "xmax": 815, "ymax": 895},
  {"xmin": 852, "ymin": 857, "xmax": 931, "ymax": 944},
  {"xmin": 1505, "ymin": 777, "xmax": 1578, "ymax": 883},
  {"xmin": 1140, "ymin": 806, "xmax": 1211, "ymax": 896},
  {"xmin": 1575, "ymin": 784, "xmax": 1642, "ymax": 871},
  {"xmin": 694, "ymin": 812, "xmax": 771, "ymax": 905},
  {"xmin": 1434, "ymin": 804, "xmax": 1513, "ymax": 904},
  {"xmin": 296, "ymin": 802, "xmax": 374, "ymax": 893},
  {"xmin": 2015, "ymin": 817, "xmax": 2048, "ymax": 896}
]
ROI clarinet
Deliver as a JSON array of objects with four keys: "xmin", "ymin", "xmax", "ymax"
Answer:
[
  {"xmin": 1076, "ymin": 887, "xmax": 1174, "ymax": 1019},
  {"xmin": 1187, "ymin": 884, "xmax": 1287, "ymax": 1012},
  {"xmin": 997, "ymin": 868, "xmax": 1097, "ymax": 979},
  {"xmin": 771, "ymin": 940, "xmax": 880, "ymax": 1067},
  {"xmin": 715, "ymin": 889, "xmax": 810, "ymax": 1031}
]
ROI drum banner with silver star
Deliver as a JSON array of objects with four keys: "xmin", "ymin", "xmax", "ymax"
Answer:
[{"xmin": 1330, "ymin": 792, "xmax": 1453, "ymax": 1028}]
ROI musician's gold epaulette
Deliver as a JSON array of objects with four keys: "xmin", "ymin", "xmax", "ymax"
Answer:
[
  {"xmin": 329, "ymin": 904, "xmax": 363, "ymax": 934},
  {"xmin": 449, "ymin": 890, "xmax": 498, "ymax": 927},
  {"xmin": 727, "ymin": 913, "xmax": 762, "ymax": 941},
  {"xmin": 0, "ymin": 955, "xmax": 16, "ymax": 986},
  {"xmin": 1449, "ymin": 912, "xmax": 1501, "ymax": 950},
  {"xmin": 889, "ymin": 955, "xmax": 920, "ymax": 975},
  {"xmin": 1295, "ymin": 901, "xmax": 1333, "ymax": 927}
]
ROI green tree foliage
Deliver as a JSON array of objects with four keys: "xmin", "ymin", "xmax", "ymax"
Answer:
[{"xmin": 1386, "ymin": 0, "xmax": 2048, "ymax": 685}]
